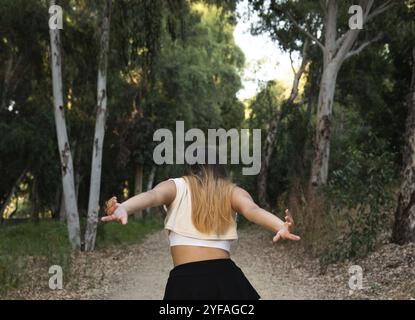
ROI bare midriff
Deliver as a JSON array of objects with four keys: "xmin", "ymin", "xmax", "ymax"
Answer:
[{"xmin": 170, "ymin": 245, "xmax": 230, "ymax": 266}]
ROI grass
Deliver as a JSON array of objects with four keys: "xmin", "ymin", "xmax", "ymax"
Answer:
[
  {"xmin": 0, "ymin": 217, "xmax": 163, "ymax": 296},
  {"xmin": 96, "ymin": 217, "xmax": 163, "ymax": 248}
]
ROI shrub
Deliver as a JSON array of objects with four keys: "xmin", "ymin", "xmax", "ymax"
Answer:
[{"xmin": 319, "ymin": 144, "xmax": 396, "ymax": 268}]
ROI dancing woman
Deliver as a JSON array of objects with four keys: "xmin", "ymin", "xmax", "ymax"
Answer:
[{"xmin": 102, "ymin": 160, "xmax": 300, "ymax": 300}]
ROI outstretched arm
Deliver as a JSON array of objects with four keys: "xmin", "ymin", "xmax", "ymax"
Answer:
[
  {"xmin": 231, "ymin": 186, "xmax": 300, "ymax": 242},
  {"xmin": 102, "ymin": 180, "xmax": 176, "ymax": 224}
]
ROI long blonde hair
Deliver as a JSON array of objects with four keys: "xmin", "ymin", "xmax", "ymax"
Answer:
[{"xmin": 184, "ymin": 163, "xmax": 235, "ymax": 235}]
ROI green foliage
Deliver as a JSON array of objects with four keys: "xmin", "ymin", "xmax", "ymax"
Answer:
[
  {"xmin": 320, "ymin": 145, "xmax": 396, "ymax": 266},
  {"xmin": 0, "ymin": 0, "xmax": 245, "ymax": 220},
  {"xmin": 248, "ymin": 80, "xmax": 285, "ymax": 128},
  {"xmin": 0, "ymin": 221, "xmax": 71, "ymax": 295},
  {"xmin": 317, "ymin": 107, "xmax": 398, "ymax": 266}
]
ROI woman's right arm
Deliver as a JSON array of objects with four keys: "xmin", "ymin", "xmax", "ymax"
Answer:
[{"xmin": 102, "ymin": 180, "xmax": 176, "ymax": 224}]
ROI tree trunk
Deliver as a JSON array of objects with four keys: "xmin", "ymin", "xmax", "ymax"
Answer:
[
  {"xmin": 31, "ymin": 178, "xmax": 39, "ymax": 223},
  {"xmin": 146, "ymin": 166, "xmax": 156, "ymax": 191},
  {"xmin": 308, "ymin": 0, "xmax": 390, "ymax": 187},
  {"xmin": 85, "ymin": 0, "xmax": 112, "ymax": 252},
  {"xmin": 134, "ymin": 164, "xmax": 144, "ymax": 219},
  {"xmin": 310, "ymin": 63, "xmax": 338, "ymax": 186},
  {"xmin": 392, "ymin": 46, "xmax": 415, "ymax": 244},
  {"xmin": 145, "ymin": 166, "xmax": 157, "ymax": 216},
  {"xmin": 258, "ymin": 115, "xmax": 281, "ymax": 210},
  {"xmin": 49, "ymin": 0, "xmax": 81, "ymax": 249},
  {"xmin": 257, "ymin": 40, "xmax": 309, "ymax": 209},
  {"xmin": 0, "ymin": 167, "xmax": 27, "ymax": 223}
]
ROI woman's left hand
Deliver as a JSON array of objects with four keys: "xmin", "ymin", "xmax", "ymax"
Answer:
[{"xmin": 273, "ymin": 209, "xmax": 301, "ymax": 242}]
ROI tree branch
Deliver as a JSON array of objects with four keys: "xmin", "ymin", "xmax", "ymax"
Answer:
[
  {"xmin": 344, "ymin": 32, "xmax": 383, "ymax": 60},
  {"xmin": 363, "ymin": 0, "xmax": 375, "ymax": 18},
  {"xmin": 289, "ymin": 51, "xmax": 296, "ymax": 75},
  {"xmin": 334, "ymin": 0, "xmax": 373, "ymax": 52},
  {"xmin": 366, "ymin": 0, "xmax": 396, "ymax": 22},
  {"xmin": 286, "ymin": 12, "xmax": 325, "ymax": 52},
  {"xmin": 288, "ymin": 39, "xmax": 310, "ymax": 104},
  {"xmin": 319, "ymin": 0, "xmax": 327, "ymax": 17},
  {"xmin": 335, "ymin": 31, "xmax": 348, "ymax": 50}
]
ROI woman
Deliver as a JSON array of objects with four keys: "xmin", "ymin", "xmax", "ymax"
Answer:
[{"xmin": 102, "ymin": 161, "xmax": 300, "ymax": 300}]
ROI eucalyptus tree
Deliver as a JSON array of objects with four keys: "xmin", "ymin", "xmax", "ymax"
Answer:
[
  {"xmin": 49, "ymin": 0, "xmax": 80, "ymax": 248},
  {"xmin": 84, "ymin": 0, "xmax": 112, "ymax": 252},
  {"xmin": 249, "ymin": 0, "xmax": 400, "ymax": 189}
]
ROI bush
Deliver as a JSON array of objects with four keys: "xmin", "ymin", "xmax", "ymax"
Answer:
[{"xmin": 318, "ymin": 144, "xmax": 396, "ymax": 268}]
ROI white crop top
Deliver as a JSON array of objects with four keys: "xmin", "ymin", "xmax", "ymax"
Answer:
[
  {"xmin": 168, "ymin": 231, "xmax": 233, "ymax": 252},
  {"xmin": 164, "ymin": 177, "xmax": 238, "ymax": 253},
  {"xmin": 164, "ymin": 177, "xmax": 238, "ymax": 240}
]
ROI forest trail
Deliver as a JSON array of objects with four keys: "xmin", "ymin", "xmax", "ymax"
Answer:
[
  {"xmin": 9, "ymin": 223, "xmax": 412, "ymax": 300},
  {"xmin": 102, "ymin": 225, "xmax": 333, "ymax": 300}
]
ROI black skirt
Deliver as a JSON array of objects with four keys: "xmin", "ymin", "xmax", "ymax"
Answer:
[{"xmin": 163, "ymin": 258, "xmax": 260, "ymax": 300}]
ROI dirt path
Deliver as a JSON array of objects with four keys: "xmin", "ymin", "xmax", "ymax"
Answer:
[
  {"xmin": 7, "ymin": 224, "xmax": 413, "ymax": 300},
  {"xmin": 103, "ymin": 225, "xmax": 335, "ymax": 300}
]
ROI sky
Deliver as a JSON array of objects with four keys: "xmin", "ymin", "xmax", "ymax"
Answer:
[{"xmin": 233, "ymin": 0, "xmax": 297, "ymax": 101}]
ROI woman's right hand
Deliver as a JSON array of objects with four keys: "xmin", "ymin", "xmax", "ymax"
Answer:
[{"xmin": 101, "ymin": 196, "xmax": 128, "ymax": 225}]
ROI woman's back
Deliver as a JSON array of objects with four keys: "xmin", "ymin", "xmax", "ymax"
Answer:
[
  {"xmin": 102, "ymin": 157, "xmax": 300, "ymax": 300},
  {"xmin": 165, "ymin": 175, "xmax": 237, "ymax": 266}
]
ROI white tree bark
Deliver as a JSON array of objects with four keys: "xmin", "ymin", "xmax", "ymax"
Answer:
[
  {"xmin": 85, "ymin": 0, "xmax": 112, "ymax": 252},
  {"xmin": 310, "ymin": 62, "xmax": 338, "ymax": 186},
  {"xmin": 49, "ymin": 0, "xmax": 80, "ymax": 249}
]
